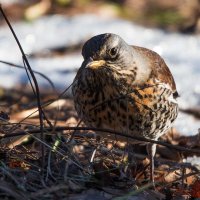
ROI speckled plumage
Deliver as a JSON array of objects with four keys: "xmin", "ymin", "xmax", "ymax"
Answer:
[{"xmin": 72, "ymin": 33, "xmax": 178, "ymax": 184}]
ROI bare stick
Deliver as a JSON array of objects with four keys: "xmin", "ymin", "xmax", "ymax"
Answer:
[
  {"xmin": 2, "ymin": 126, "xmax": 200, "ymax": 155},
  {"xmin": 0, "ymin": 6, "xmax": 45, "ymax": 171},
  {"xmin": 0, "ymin": 60, "xmax": 55, "ymax": 91}
]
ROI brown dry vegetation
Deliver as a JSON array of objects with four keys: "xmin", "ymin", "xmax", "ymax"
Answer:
[{"xmin": 0, "ymin": 85, "xmax": 200, "ymax": 199}]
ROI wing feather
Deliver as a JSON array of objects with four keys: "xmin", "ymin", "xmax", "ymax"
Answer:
[{"xmin": 132, "ymin": 46, "xmax": 179, "ymax": 98}]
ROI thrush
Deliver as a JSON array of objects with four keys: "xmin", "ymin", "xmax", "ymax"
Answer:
[{"xmin": 72, "ymin": 33, "xmax": 178, "ymax": 185}]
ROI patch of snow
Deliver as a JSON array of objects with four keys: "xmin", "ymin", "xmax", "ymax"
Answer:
[{"xmin": 184, "ymin": 156, "xmax": 200, "ymax": 168}]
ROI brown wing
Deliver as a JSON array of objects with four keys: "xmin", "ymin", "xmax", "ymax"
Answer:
[{"xmin": 133, "ymin": 46, "xmax": 179, "ymax": 98}]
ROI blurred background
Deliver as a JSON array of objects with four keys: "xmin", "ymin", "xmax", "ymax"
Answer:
[{"xmin": 0, "ymin": 0, "xmax": 200, "ymax": 136}]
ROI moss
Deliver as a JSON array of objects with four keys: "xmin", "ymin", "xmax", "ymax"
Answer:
[
  {"xmin": 148, "ymin": 9, "xmax": 184, "ymax": 26},
  {"xmin": 110, "ymin": 4, "xmax": 185, "ymax": 29}
]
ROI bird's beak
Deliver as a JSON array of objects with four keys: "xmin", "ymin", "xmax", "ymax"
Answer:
[{"xmin": 85, "ymin": 60, "xmax": 106, "ymax": 69}]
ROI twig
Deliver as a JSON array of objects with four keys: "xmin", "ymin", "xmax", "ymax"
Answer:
[
  {"xmin": 2, "ymin": 126, "xmax": 200, "ymax": 155},
  {"xmin": 31, "ymin": 133, "xmax": 85, "ymax": 171},
  {"xmin": 0, "ymin": 162, "xmax": 26, "ymax": 191},
  {"xmin": 180, "ymin": 107, "xmax": 200, "ymax": 119},
  {"xmin": 0, "ymin": 60, "xmax": 55, "ymax": 91},
  {"xmin": 0, "ymin": 5, "xmax": 45, "ymax": 171},
  {"xmin": 29, "ymin": 184, "xmax": 68, "ymax": 198},
  {"xmin": 0, "ymin": 181, "xmax": 26, "ymax": 200}
]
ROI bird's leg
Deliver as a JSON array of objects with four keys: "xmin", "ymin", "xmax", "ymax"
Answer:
[{"xmin": 147, "ymin": 143, "xmax": 157, "ymax": 187}]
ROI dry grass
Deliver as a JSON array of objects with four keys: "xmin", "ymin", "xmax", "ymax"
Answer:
[{"xmin": 0, "ymin": 88, "xmax": 199, "ymax": 199}]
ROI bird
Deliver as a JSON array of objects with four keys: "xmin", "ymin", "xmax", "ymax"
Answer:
[{"xmin": 72, "ymin": 33, "xmax": 179, "ymax": 186}]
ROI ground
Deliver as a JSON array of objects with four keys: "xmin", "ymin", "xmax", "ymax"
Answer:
[{"xmin": 0, "ymin": 87, "xmax": 200, "ymax": 199}]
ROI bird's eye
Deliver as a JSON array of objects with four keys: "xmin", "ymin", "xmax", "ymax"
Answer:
[{"xmin": 108, "ymin": 47, "xmax": 118, "ymax": 58}]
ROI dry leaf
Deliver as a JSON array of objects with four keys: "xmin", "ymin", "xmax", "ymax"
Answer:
[{"xmin": 190, "ymin": 179, "xmax": 200, "ymax": 198}]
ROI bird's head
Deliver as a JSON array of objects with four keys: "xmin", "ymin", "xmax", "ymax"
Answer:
[
  {"xmin": 81, "ymin": 33, "xmax": 132, "ymax": 71},
  {"xmin": 79, "ymin": 33, "xmax": 151, "ymax": 86}
]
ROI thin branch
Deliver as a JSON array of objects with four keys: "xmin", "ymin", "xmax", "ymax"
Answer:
[
  {"xmin": 2, "ymin": 126, "xmax": 200, "ymax": 155},
  {"xmin": 0, "ymin": 6, "xmax": 45, "ymax": 170},
  {"xmin": 0, "ymin": 60, "xmax": 55, "ymax": 91}
]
